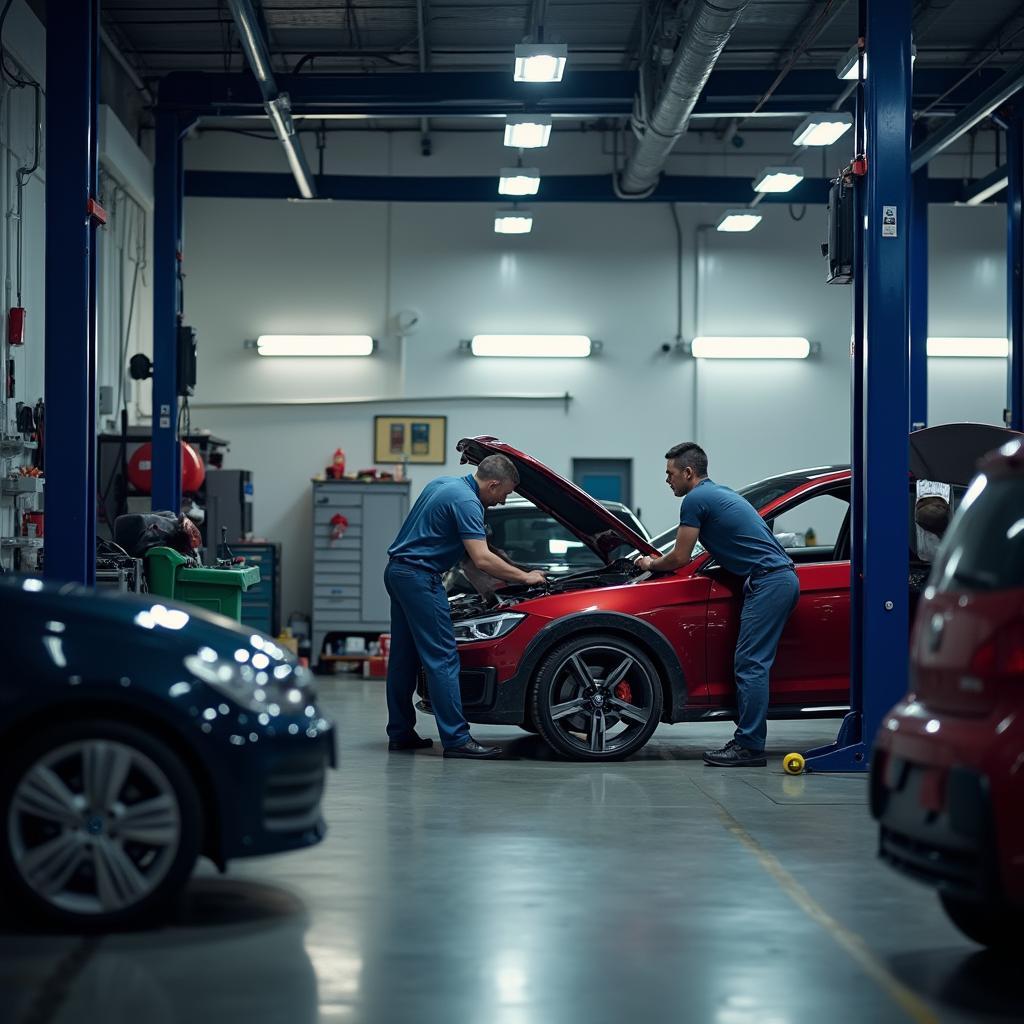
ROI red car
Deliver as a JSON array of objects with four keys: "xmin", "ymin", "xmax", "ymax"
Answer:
[
  {"xmin": 420, "ymin": 436, "xmax": 859, "ymax": 761},
  {"xmin": 871, "ymin": 438, "xmax": 1024, "ymax": 951}
]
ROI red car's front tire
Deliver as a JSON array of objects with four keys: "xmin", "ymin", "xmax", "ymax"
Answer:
[
  {"xmin": 530, "ymin": 635, "xmax": 663, "ymax": 761},
  {"xmin": 940, "ymin": 893, "xmax": 1020, "ymax": 950}
]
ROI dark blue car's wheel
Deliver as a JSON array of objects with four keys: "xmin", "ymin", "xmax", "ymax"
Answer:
[
  {"xmin": 1, "ymin": 719, "xmax": 202, "ymax": 928},
  {"xmin": 531, "ymin": 636, "xmax": 663, "ymax": 761}
]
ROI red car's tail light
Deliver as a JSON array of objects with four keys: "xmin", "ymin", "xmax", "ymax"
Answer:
[{"xmin": 969, "ymin": 619, "xmax": 1024, "ymax": 678}]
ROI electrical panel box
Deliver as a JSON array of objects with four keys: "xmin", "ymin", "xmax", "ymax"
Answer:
[
  {"xmin": 823, "ymin": 176, "xmax": 856, "ymax": 285},
  {"xmin": 177, "ymin": 324, "xmax": 197, "ymax": 397}
]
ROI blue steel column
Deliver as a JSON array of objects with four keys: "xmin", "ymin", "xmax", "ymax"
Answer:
[
  {"xmin": 1008, "ymin": 110, "xmax": 1024, "ymax": 431},
  {"xmin": 44, "ymin": 0, "xmax": 99, "ymax": 584},
  {"xmin": 152, "ymin": 110, "xmax": 183, "ymax": 512},
  {"xmin": 805, "ymin": 0, "xmax": 912, "ymax": 771},
  {"xmin": 910, "ymin": 126, "xmax": 929, "ymax": 431}
]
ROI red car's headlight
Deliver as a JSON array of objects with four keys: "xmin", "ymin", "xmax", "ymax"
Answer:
[{"xmin": 453, "ymin": 612, "xmax": 525, "ymax": 644}]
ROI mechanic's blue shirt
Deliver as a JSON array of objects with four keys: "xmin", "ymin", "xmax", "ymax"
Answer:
[
  {"xmin": 679, "ymin": 478, "xmax": 791, "ymax": 578},
  {"xmin": 388, "ymin": 474, "xmax": 486, "ymax": 574}
]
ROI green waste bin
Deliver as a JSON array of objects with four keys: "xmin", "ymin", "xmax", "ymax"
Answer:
[{"xmin": 145, "ymin": 546, "xmax": 261, "ymax": 622}]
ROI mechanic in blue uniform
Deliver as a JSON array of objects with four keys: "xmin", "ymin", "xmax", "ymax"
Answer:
[
  {"xmin": 385, "ymin": 453, "xmax": 547, "ymax": 759},
  {"xmin": 635, "ymin": 442, "xmax": 799, "ymax": 766}
]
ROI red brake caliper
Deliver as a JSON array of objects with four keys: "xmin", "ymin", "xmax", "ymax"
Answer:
[{"xmin": 614, "ymin": 681, "xmax": 633, "ymax": 704}]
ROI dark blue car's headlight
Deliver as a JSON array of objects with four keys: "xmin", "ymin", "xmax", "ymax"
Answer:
[{"xmin": 184, "ymin": 638, "xmax": 316, "ymax": 716}]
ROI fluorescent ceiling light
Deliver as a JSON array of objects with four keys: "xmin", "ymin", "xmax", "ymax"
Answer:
[
  {"xmin": 494, "ymin": 209, "xmax": 533, "ymax": 234},
  {"xmin": 836, "ymin": 42, "xmax": 916, "ymax": 81},
  {"xmin": 691, "ymin": 337, "xmax": 812, "ymax": 359},
  {"xmin": 793, "ymin": 112, "xmax": 853, "ymax": 147},
  {"xmin": 716, "ymin": 209, "xmax": 763, "ymax": 233},
  {"xmin": 965, "ymin": 174, "xmax": 1008, "ymax": 206},
  {"xmin": 470, "ymin": 334, "xmax": 591, "ymax": 358},
  {"xmin": 513, "ymin": 44, "xmax": 568, "ymax": 83},
  {"xmin": 256, "ymin": 335, "xmax": 374, "ymax": 357},
  {"xmin": 504, "ymin": 115, "xmax": 553, "ymax": 149},
  {"xmin": 499, "ymin": 168, "xmax": 541, "ymax": 196},
  {"xmin": 927, "ymin": 337, "xmax": 1009, "ymax": 358},
  {"xmin": 752, "ymin": 166, "xmax": 805, "ymax": 193}
]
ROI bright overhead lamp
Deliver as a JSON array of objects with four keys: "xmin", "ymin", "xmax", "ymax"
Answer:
[
  {"xmin": 513, "ymin": 43, "xmax": 568, "ymax": 83},
  {"xmin": 793, "ymin": 112, "xmax": 854, "ymax": 147},
  {"xmin": 691, "ymin": 337, "xmax": 813, "ymax": 359},
  {"xmin": 498, "ymin": 168, "xmax": 541, "ymax": 196},
  {"xmin": 752, "ymin": 166, "xmax": 805, "ymax": 193},
  {"xmin": 927, "ymin": 337, "xmax": 1009, "ymax": 358},
  {"xmin": 964, "ymin": 172, "xmax": 1008, "ymax": 206},
  {"xmin": 716, "ymin": 209, "xmax": 763, "ymax": 233},
  {"xmin": 504, "ymin": 115, "xmax": 553, "ymax": 149},
  {"xmin": 255, "ymin": 335, "xmax": 374, "ymax": 357},
  {"xmin": 469, "ymin": 334, "xmax": 591, "ymax": 358},
  {"xmin": 835, "ymin": 42, "xmax": 916, "ymax": 81},
  {"xmin": 494, "ymin": 209, "xmax": 533, "ymax": 234}
]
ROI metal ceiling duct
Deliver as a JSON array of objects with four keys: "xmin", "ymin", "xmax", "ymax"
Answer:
[
  {"xmin": 619, "ymin": 0, "xmax": 752, "ymax": 196},
  {"xmin": 224, "ymin": 0, "xmax": 317, "ymax": 199}
]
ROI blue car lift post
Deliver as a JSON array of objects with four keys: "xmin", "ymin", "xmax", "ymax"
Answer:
[
  {"xmin": 804, "ymin": 0, "xmax": 913, "ymax": 771},
  {"xmin": 1008, "ymin": 107, "xmax": 1024, "ymax": 433},
  {"xmin": 43, "ymin": 0, "xmax": 102, "ymax": 585}
]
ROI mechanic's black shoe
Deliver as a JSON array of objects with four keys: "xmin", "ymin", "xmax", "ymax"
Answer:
[
  {"xmin": 443, "ymin": 737, "xmax": 501, "ymax": 759},
  {"xmin": 388, "ymin": 734, "xmax": 434, "ymax": 751},
  {"xmin": 703, "ymin": 740, "xmax": 767, "ymax": 767}
]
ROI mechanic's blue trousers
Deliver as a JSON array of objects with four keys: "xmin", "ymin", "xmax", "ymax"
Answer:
[
  {"xmin": 734, "ymin": 568, "xmax": 800, "ymax": 752},
  {"xmin": 384, "ymin": 560, "xmax": 471, "ymax": 751}
]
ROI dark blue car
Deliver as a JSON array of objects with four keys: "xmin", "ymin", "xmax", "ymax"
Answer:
[{"xmin": 0, "ymin": 575, "xmax": 335, "ymax": 928}]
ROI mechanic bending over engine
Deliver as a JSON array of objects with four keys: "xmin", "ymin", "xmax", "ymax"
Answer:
[
  {"xmin": 634, "ymin": 442, "xmax": 799, "ymax": 767},
  {"xmin": 385, "ymin": 453, "xmax": 546, "ymax": 760}
]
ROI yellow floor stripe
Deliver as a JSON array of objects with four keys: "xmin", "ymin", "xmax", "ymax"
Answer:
[{"xmin": 697, "ymin": 782, "xmax": 940, "ymax": 1024}]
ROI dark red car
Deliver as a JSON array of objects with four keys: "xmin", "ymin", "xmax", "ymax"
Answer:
[
  {"xmin": 421, "ymin": 436, "xmax": 858, "ymax": 761},
  {"xmin": 872, "ymin": 437, "xmax": 1024, "ymax": 951}
]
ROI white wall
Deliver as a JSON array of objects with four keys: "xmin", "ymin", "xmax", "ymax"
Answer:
[{"xmin": 181, "ymin": 126, "xmax": 1012, "ymax": 618}]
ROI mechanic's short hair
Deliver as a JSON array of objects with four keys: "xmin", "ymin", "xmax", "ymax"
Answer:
[
  {"xmin": 665, "ymin": 442, "xmax": 708, "ymax": 477},
  {"xmin": 915, "ymin": 495, "xmax": 951, "ymax": 537},
  {"xmin": 477, "ymin": 453, "xmax": 519, "ymax": 486}
]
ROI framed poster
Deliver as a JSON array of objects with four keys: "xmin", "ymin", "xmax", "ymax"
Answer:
[{"xmin": 374, "ymin": 415, "xmax": 447, "ymax": 464}]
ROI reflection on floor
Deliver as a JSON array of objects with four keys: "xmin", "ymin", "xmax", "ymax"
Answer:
[{"xmin": 1, "ymin": 679, "xmax": 1020, "ymax": 1024}]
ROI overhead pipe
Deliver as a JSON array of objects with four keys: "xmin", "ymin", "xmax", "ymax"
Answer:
[
  {"xmin": 619, "ymin": 0, "xmax": 752, "ymax": 196},
  {"xmin": 911, "ymin": 56, "xmax": 1024, "ymax": 172},
  {"xmin": 225, "ymin": 0, "xmax": 317, "ymax": 198}
]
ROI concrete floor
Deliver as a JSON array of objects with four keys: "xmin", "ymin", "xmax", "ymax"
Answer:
[{"xmin": 2, "ymin": 678, "xmax": 1021, "ymax": 1024}]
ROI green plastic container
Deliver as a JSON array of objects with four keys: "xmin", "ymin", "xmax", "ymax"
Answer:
[{"xmin": 145, "ymin": 546, "xmax": 261, "ymax": 621}]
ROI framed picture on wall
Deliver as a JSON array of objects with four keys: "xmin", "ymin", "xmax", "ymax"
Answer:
[{"xmin": 374, "ymin": 415, "xmax": 447, "ymax": 464}]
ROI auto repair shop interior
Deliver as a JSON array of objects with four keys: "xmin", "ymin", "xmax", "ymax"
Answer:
[{"xmin": 2, "ymin": 0, "xmax": 1024, "ymax": 1021}]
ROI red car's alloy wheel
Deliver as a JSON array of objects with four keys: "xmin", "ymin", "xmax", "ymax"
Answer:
[{"xmin": 531, "ymin": 637, "xmax": 663, "ymax": 761}]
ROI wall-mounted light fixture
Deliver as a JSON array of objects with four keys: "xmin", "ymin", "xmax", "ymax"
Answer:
[
  {"xmin": 716, "ymin": 209, "xmax": 763, "ymax": 233},
  {"xmin": 752, "ymin": 167, "xmax": 805, "ymax": 193},
  {"xmin": 465, "ymin": 335, "xmax": 593, "ymax": 358},
  {"xmin": 504, "ymin": 115, "xmax": 552, "ymax": 149},
  {"xmin": 494, "ymin": 209, "xmax": 534, "ymax": 234},
  {"xmin": 251, "ymin": 335, "xmax": 374, "ymax": 356},
  {"xmin": 499, "ymin": 168, "xmax": 541, "ymax": 196},
  {"xmin": 513, "ymin": 43, "xmax": 567, "ymax": 83},
  {"xmin": 689, "ymin": 336, "xmax": 815, "ymax": 359},
  {"xmin": 793, "ymin": 112, "xmax": 853, "ymax": 147},
  {"xmin": 927, "ymin": 337, "xmax": 1009, "ymax": 358}
]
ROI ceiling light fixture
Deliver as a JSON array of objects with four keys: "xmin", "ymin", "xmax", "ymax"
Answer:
[
  {"xmin": 255, "ymin": 335, "xmax": 374, "ymax": 357},
  {"xmin": 752, "ymin": 167, "xmax": 805, "ymax": 193},
  {"xmin": 793, "ymin": 112, "xmax": 854, "ymax": 147},
  {"xmin": 498, "ymin": 168, "xmax": 541, "ymax": 196},
  {"xmin": 716, "ymin": 209, "xmax": 763, "ymax": 233},
  {"xmin": 504, "ymin": 115, "xmax": 553, "ymax": 149},
  {"xmin": 926, "ymin": 337, "xmax": 1009, "ymax": 358},
  {"xmin": 469, "ymin": 334, "xmax": 591, "ymax": 358},
  {"xmin": 513, "ymin": 43, "xmax": 568, "ymax": 83},
  {"xmin": 494, "ymin": 209, "xmax": 534, "ymax": 234},
  {"xmin": 690, "ymin": 337, "xmax": 813, "ymax": 359}
]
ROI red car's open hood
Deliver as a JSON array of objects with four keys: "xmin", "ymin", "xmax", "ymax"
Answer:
[{"xmin": 457, "ymin": 436, "xmax": 659, "ymax": 562}]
